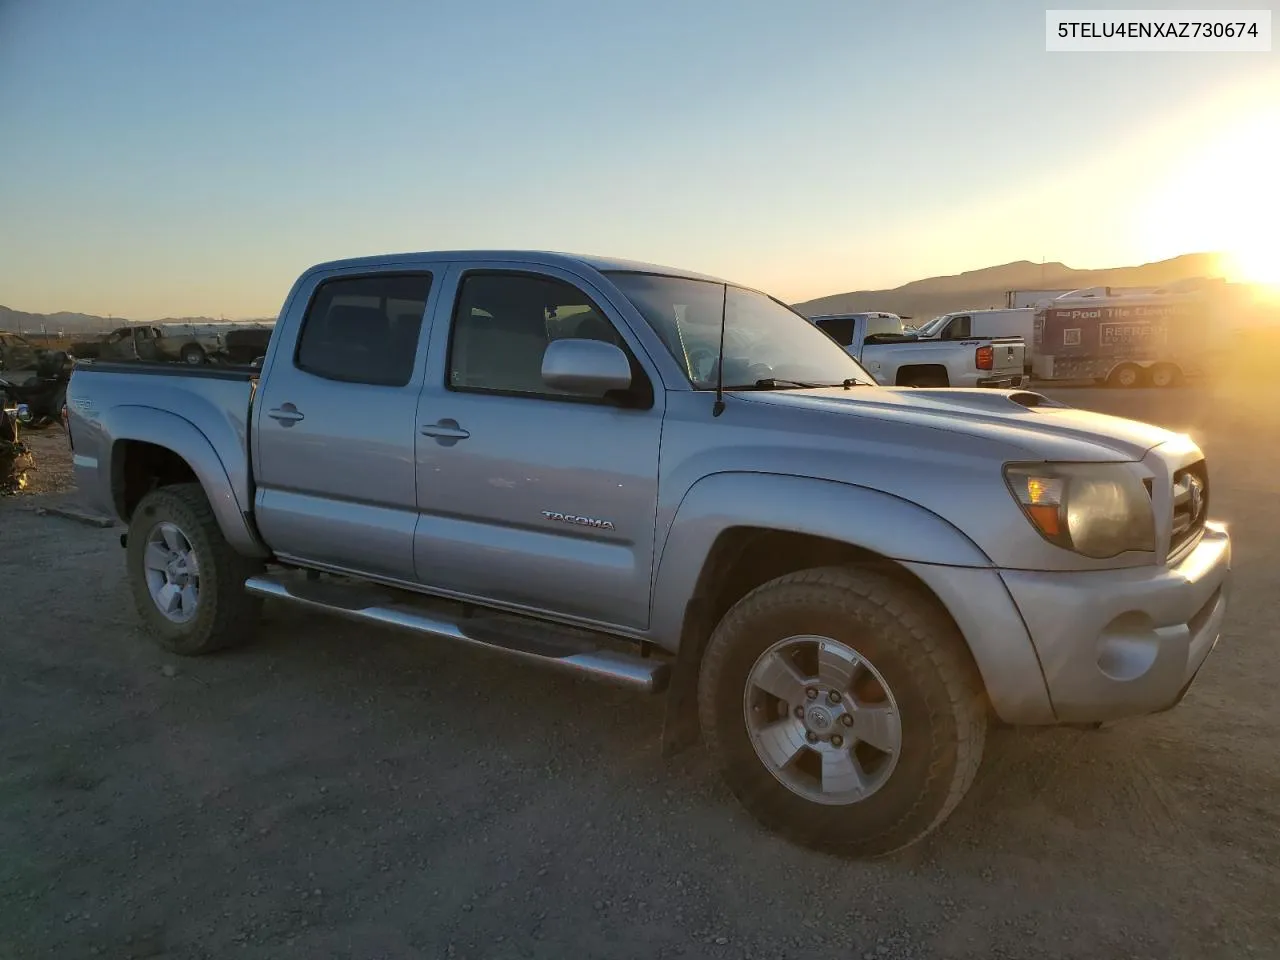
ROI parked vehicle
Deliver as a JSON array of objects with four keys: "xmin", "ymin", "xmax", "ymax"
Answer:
[
  {"xmin": 0, "ymin": 332, "xmax": 42, "ymax": 372},
  {"xmin": 915, "ymin": 309, "xmax": 1035, "ymax": 373},
  {"xmin": 66, "ymin": 251, "xmax": 1230, "ymax": 856},
  {"xmin": 151, "ymin": 322, "xmax": 234, "ymax": 365},
  {"xmin": 220, "ymin": 327, "xmax": 274, "ymax": 365},
  {"xmin": 0, "ymin": 348, "xmax": 72, "ymax": 429},
  {"xmin": 73, "ymin": 322, "xmax": 275, "ymax": 366},
  {"xmin": 808, "ymin": 311, "xmax": 1026, "ymax": 387},
  {"xmin": 1032, "ymin": 289, "xmax": 1215, "ymax": 387}
]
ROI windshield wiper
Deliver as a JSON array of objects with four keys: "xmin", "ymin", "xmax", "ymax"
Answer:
[
  {"xmin": 751, "ymin": 378, "xmax": 821, "ymax": 389},
  {"xmin": 725, "ymin": 377, "xmax": 870, "ymax": 390}
]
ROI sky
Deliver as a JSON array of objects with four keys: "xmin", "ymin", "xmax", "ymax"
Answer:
[{"xmin": 1, "ymin": 0, "xmax": 1277, "ymax": 319}]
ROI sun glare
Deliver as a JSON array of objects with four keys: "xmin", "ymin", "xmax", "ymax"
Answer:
[{"xmin": 1138, "ymin": 102, "xmax": 1280, "ymax": 289}]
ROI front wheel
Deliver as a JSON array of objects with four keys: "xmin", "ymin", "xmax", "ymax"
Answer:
[
  {"xmin": 1106, "ymin": 362, "xmax": 1144, "ymax": 388},
  {"xmin": 697, "ymin": 567, "xmax": 987, "ymax": 857},
  {"xmin": 126, "ymin": 483, "xmax": 263, "ymax": 655},
  {"xmin": 181, "ymin": 344, "xmax": 206, "ymax": 365}
]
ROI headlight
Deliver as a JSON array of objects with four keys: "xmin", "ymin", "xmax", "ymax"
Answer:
[{"xmin": 1004, "ymin": 462, "xmax": 1155, "ymax": 559}]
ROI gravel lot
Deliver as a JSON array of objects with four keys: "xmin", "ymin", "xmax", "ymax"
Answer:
[{"xmin": 2, "ymin": 381, "xmax": 1277, "ymax": 959}]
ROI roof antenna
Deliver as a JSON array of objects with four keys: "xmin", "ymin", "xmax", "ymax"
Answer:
[{"xmin": 712, "ymin": 283, "xmax": 727, "ymax": 417}]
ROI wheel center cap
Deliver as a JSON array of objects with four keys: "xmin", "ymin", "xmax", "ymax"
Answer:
[{"xmin": 806, "ymin": 705, "xmax": 833, "ymax": 732}]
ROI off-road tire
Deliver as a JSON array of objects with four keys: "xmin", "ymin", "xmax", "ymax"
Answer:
[
  {"xmin": 697, "ymin": 566, "xmax": 987, "ymax": 857},
  {"xmin": 126, "ymin": 483, "xmax": 263, "ymax": 655}
]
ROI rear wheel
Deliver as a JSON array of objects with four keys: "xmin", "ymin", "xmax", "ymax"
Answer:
[
  {"xmin": 126, "ymin": 483, "xmax": 263, "ymax": 655},
  {"xmin": 1148, "ymin": 363, "xmax": 1181, "ymax": 388},
  {"xmin": 697, "ymin": 566, "xmax": 987, "ymax": 857},
  {"xmin": 181, "ymin": 344, "xmax": 206, "ymax": 365},
  {"xmin": 1106, "ymin": 362, "xmax": 1144, "ymax": 388},
  {"xmin": 899, "ymin": 370, "xmax": 949, "ymax": 388}
]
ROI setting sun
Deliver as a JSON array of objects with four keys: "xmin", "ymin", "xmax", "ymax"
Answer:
[{"xmin": 1139, "ymin": 101, "xmax": 1280, "ymax": 288}]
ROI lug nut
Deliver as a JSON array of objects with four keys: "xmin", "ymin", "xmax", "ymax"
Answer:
[
  {"xmin": 831, "ymin": 735, "xmax": 844, "ymax": 748},
  {"xmin": 805, "ymin": 731, "xmax": 819, "ymax": 744},
  {"xmin": 840, "ymin": 714, "xmax": 854, "ymax": 727},
  {"xmin": 827, "ymin": 690, "xmax": 841, "ymax": 705},
  {"xmin": 794, "ymin": 705, "xmax": 805, "ymax": 719},
  {"xmin": 805, "ymin": 688, "xmax": 818, "ymax": 701}
]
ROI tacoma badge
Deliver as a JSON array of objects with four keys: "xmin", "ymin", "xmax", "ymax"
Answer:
[{"xmin": 541, "ymin": 510, "xmax": 615, "ymax": 531}]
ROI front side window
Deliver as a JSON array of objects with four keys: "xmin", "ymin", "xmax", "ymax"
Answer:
[
  {"xmin": 606, "ymin": 272, "xmax": 874, "ymax": 389},
  {"xmin": 814, "ymin": 316, "xmax": 855, "ymax": 346},
  {"xmin": 944, "ymin": 315, "xmax": 972, "ymax": 340},
  {"xmin": 295, "ymin": 273, "xmax": 432, "ymax": 386},
  {"xmin": 447, "ymin": 272, "xmax": 627, "ymax": 397}
]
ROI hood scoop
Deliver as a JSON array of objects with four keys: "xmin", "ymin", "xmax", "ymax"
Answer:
[{"xmin": 1007, "ymin": 390, "xmax": 1064, "ymax": 409}]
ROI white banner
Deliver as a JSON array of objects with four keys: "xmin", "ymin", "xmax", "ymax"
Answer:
[{"xmin": 1046, "ymin": 9, "xmax": 1271, "ymax": 51}]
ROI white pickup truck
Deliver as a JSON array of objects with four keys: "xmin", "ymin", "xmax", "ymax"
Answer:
[{"xmin": 808, "ymin": 312, "xmax": 1026, "ymax": 388}]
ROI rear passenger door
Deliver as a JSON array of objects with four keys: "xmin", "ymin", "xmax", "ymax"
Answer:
[{"xmin": 252, "ymin": 270, "xmax": 439, "ymax": 582}]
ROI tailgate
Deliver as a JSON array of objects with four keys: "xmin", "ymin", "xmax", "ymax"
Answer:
[{"xmin": 987, "ymin": 339, "xmax": 1024, "ymax": 377}]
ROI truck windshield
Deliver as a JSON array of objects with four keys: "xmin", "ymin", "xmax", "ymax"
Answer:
[
  {"xmin": 605, "ymin": 272, "xmax": 874, "ymax": 389},
  {"xmin": 915, "ymin": 315, "xmax": 950, "ymax": 337}
]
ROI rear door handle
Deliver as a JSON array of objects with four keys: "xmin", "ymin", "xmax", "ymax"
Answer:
[
  {"xmin": 420, "ymin": 418, "xmax": 470, "ymax": 444},
  {"xmin": 267, "ymin": 403, "xmax": 305, "ymax": 425}
]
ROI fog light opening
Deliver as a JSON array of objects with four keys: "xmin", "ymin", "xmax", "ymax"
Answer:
[{"xmin": 1096, "ymin": 612, "xmax": 1160, "ymax": 682}]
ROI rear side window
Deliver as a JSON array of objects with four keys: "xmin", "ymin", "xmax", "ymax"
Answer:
[{"xmin": 295, "ymin": 273, "xmax": 433, "ymax": 386}]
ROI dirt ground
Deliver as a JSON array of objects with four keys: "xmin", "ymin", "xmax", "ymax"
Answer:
[
  {"xmin": 1, "ymin": 426, "xmax": 76, "ymax": 496},
  {"xmin": 1, "ymin": 379, "xmax": 1278, "ymax": 959}
]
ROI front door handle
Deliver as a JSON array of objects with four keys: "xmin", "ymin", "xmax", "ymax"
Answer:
[
  {"xmin": 267, "ymin": 403, "xmax": 305, "ymax": 426},
  {"xmin": 420, "ymin": 418, "xmax": 470, "ymax": 445}
]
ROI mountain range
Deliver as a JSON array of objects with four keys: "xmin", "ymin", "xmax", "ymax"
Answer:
[
  {"xmin": 791, "ymin": 253, "xmax": 1223, "ymax": 320},
  {"xmin": 0, "ymin": 306, "xmax": 275, "ymax": 336},
  {"xmin": 0, "ymin": 252, "xmax": 1225, "ymax": 335}
]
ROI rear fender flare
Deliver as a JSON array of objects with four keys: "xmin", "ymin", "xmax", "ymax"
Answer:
[{"xmin": 103, "ymin": 406, "xmax": 267, "ymax": 558}]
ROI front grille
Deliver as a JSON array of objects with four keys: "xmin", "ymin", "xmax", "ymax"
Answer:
[{"xmin": 1169, "ymin": 459, "xmax": 1209, "ymax": 559}]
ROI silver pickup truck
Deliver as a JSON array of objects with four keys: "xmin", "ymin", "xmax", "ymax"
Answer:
[
  {"xmin": 808, "ymin": 312, "xmax": 1026, "ymax": 388},
  {"xmin": 66, "ymin": 250, "xmax": 1231, "ymax": 857}
]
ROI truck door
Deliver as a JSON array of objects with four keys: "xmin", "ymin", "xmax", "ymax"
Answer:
[
  {"xmin": 411, "ymin": 263, "xmax": 664, "ymax": 631},
  {"xmin": 251, "ymin": 270, "xmax": 439, "ymax": 582},
  {"xmin": 134, "ymin": 327, "xmax": 161, "ymax": 361}
]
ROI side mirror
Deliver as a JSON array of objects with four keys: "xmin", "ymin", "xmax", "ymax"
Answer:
[{"xmin": 542, "ymin": 338, "xmax": 632, "ymax": 396}]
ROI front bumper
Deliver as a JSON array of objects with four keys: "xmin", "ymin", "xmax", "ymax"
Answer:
[{"xmin": 1000, "ymin": 521, "xmax": 1231, "ymax": 723}]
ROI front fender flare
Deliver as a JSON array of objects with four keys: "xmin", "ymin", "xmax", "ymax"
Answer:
[
  {"xmin": 650, "ymin": 471, "xmax": 993, "ymax": 651},
  {"xmin": 103, "ymin": 405, "xmax": 268, "ymax": 558}
]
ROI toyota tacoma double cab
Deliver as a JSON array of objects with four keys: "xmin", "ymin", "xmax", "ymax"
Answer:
[{"xmin": 65, "ymin": 250, "xmax": 1231, "ymax": 856}]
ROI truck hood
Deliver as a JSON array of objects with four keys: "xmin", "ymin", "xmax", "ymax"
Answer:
[{"xmin": 735, "ymin": 385, "xmax": 1178, "ymax": 461}]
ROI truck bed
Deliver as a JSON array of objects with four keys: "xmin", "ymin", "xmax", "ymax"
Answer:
[{"xmin": 66, "ymin": 360, "xmax": 260, "ymax": 541}]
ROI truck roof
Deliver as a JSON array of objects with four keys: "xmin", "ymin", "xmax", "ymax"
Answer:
[{"xmin": 305, "ymin": 250, "xmax": 730, "ymax": 285}]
